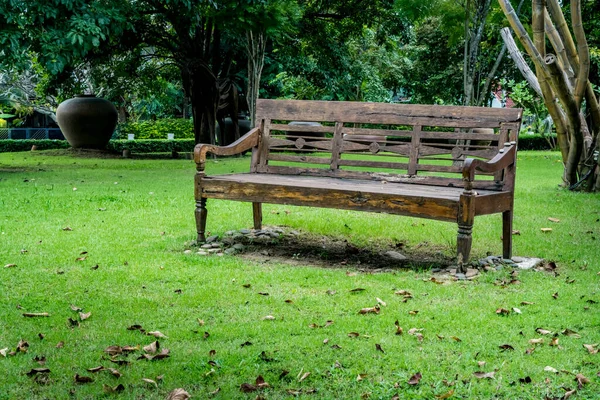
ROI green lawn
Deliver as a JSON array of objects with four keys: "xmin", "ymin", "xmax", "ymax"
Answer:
[{"xmin": 0, "ymin": 150, "xmax": 598, "ymax": 399}]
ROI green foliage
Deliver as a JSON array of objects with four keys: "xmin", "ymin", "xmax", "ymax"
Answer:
[
  {"xmin": 116, "ymin": 119, "xmax": 194, "ymax": 140},
  {"xmin": 108, "ymin": 139, "xmax": 195, "ymax": 153},
  {"xmin": 0, "ymin": 140, "xmax": 70, "ymax": 153}
]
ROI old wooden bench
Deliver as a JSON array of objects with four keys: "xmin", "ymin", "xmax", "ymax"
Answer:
[{"xmin": 194, "ymin": 100, "xmax": 523, "ymax": 271}]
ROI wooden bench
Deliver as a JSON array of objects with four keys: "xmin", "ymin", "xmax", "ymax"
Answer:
[{"xmin": 194, "ymin": 100, "xmax": 523, "ymax": 271}]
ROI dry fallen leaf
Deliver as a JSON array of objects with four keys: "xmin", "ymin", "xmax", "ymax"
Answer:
[
  {"xmin": 166, "ymin": 388, "xmax": 191, "ymax": 400},
  {"xmin": 142, "ymin": 378, "xmax": 158, "ymax": 388},
  {"xmin": 103, "ymin": 384, "xmax": 125, "ymax": 393},
  {"xmin": 298, "ymin": 372, "xmax": 311, "ymax": 382},
  {"xmin": 4, "ymin": 264, "xmax": 17, "ymax": 268},
  {"xmin": 375, "ymin": 344, "xmax": 385, "ymax": 353},
  {"xmin": 144, "ymin": 341, "xmax": 160, "ymax": 354},
  {"xmin": 356, "ymin": 373, "xmax": 367, "ymax": 381},
  {"xmin": 544, "ymin": 366, "xmax": 558, "ymax": 373},
  {"xmin": 548, "ymin": 217, "xmax": 560, "ymax": 223},
  {"xmin": 87, "ymin": 366, "xmax": 104, "ymax": 373},
  {"xmin": 495, "ymin": 308, "xmax": 510, "ymax": 316},
  {"xmin": 394, "ymin": 320, "xmax": 403, "ymax": 335},
  {"xmin": 147, "ymin": 331, "xmax": 168, "ymax": 339},
  {"xmin": 450, "ymin": 336, "xmax": 461, "ymax": 342},
  {"xmin": 499, "ymin": 344, "xmax": 515, "ymax": 351},
  {"xmin": 56, "ymin": 341, "xmax": 64, "ymax": 349},
  {"xmin": 541, "ymin": 228, "xmax": 553, "ymax": 233},
  {"xmin": 583, "ymin": 344, "xmax": 598, "ymax": 354},
  {"xmin": 576, "ymin": 373, "xmax": 590, "ymax": 389},
  {"xmin": 74, "ymin": 374, "xmax": 94, "ymax": 383},
  {"xmin": 512, "ymin": 307, "xmax": 522, "ymax": 314},
  {"xmin": 520, "ymin": 301, "xmax": 534, "ymax": 305},
  {"xmin": 350, "ymin": 288, "xmax": 366, "ymax": 293},
  {"xmin": 107, "ymin": 368, "xmax": 122, "ymax": 378},
  {"xmin": 23, "ymin": 313, "xmax": 50, "ymax": 318},
  {"xmin": 535, "ymin": 328, "xmax": 553, "ymax": 335},
  {"xmin": 408, "ymin": 372, "xmax": 422, "ymax": 385},
  {"xmin": 17, "ymin": 340, "xmax": 29, "ymax": 353},
  {"xmin": 79, "ymin": 312, "xmax": 91, "ymax": 321},
  {"xmin": 549, "ymin": 337, "xmax": 559, "ymax": 347},
  {"xmin": 529, "ymin": 338, "xmax": 544, "ymax": 345},
  {"xmin": 0, "ymin": 348, "xmax": 8, "ymax": 357},
  {"xmin": 435, "ymin": 389, "xmax": 454, "ymax": 399},
  {"xmin": 26, "ymin": 368, "xmax": 51, "ymax": 376},
  {"xmin": 262, "ymin": 315, "xmax": 276, "ymax": 320},
  {"xmin": 376, "ymin": 297, "xmax": 387, "ymax": 307},
  {"xmin": 348, "ymin": 332, "xmax": 360, "ymax": 338},
  {"xmin": 358, "ymin": 305, "xmax": 380, "ymax": 314},
  {"xmin": 473, "ymin": 371, "xmax": 495, "ymax": 379},
  {"xmin": 104, "ymin": 345, "xmax": 123, "ymax": 356},
  {"xmin": 561, "ymin": 329, "xmax": 581, "ymax": 338}
]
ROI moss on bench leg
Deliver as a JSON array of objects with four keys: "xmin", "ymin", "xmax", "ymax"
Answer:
[
  {"xmin": 196, "ymin": 198, "xmax": 208, "ymax": 242},
  {"xmin": 457, "ymin": 223, "xmax": 473, "ymax": 273}
]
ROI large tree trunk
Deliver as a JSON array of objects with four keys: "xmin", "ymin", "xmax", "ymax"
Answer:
[
  {"xmin": 499, "ymin": 0, "xmax": 600, "ymax": 190},
  {"xmin": 188, "ymin": 62, "xmax": 219, "ymax": 145}
]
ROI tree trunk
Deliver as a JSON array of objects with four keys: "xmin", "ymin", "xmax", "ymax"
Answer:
[
  {"xmin": 188, "ymin": 62, "xmax": 219, "ymax": 145},
  {"xmin": 498, "ymin": 0, "xmax": 600, "ymax": 190},
  {"xmin": 246, "ymin": 29, "xmax": 266, "ymax": 127}
]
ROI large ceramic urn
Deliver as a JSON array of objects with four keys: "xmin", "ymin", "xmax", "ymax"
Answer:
[{"xmin": 56, "ymin": 94, "xmax": 118, "ymax": 149}]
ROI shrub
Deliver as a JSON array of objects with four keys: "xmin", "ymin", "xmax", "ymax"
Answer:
[
  {"xmin": 116, "ymin": 118, "xmax": 194, "ymax": 139},
  {"xmin": 109, "ymin": 139, "xmax": 196, "ymax": 153},
  {"xmin": 0, "ymin": 140, "xmax": 71, "ymax": 152}
]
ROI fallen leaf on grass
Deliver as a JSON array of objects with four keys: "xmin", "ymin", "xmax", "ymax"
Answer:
[
  {"xmin": 358, "ymin": 305, "xmax": 380, "ymax": 314},
  {"xmin": 549, "ymin": 337, "xmax": 559, "ymax": 347},
  {"xmin": 375, "ymin": 344, "xmax": 385, "ymax": 353},
  {"xmin": 435, "ymin": 389, "xmax": 454, "ymax": 399},
  {"xmin": 142, "ymin": 378, "xmax": 158, "ymax": 388},
  {"xmin": 541, "ymin": 228, "xmax": 553, "ymax": 233},
  {"xmin": 143, "ymin": 341, "xmax": 160, "ymax": 354},
  {"xmin": 552, "ymin": 292, "xmax": 559, "ymax": 299},
  {"xmin": 0, "ymin": 348, "xmax": 8, "ymax": 357},
  {"xmin": 394, "ymin": 290, "xmax": 412, "ymax": 296},
  {"xmin": 104, "ymin": 346, "xmax": 123, "ymax": 356},
  {"xmin": 298, "ymin": 372, "xmax": 310, "ymax": 382},
  {"xmin": 544, "ymin": 366, "xmax": 558, "ymax": 373},
  {"xmin": 68, "ymin": 318, "xmax": 80, "ymax": 327},
  {"xmin": 23, "ymin": 313, "xmax": 50, "ymax": 318},
  {"xmin": 331, "ymin": 344, "xmax": 342, "ymax": 349},
  {"xmin": 87, "ymin": 366, "xmax": 104, "ymax": 373},
  {"xmin": 499, "ymin": 344, "xmax": 514, "ymax": 351},
  {"xmin": 408, "ymin": 310, "xmax": 419, "ymax": 315},
  {"xmin": 240, "ymin": 341, "xmax": 252, "ymax": 347},
  {"xmin": 75, "ymin": 256, "xmax": 87, "ymax": 262},
  {"xmin": 356, "ymin": 373, "xmax": 367, "ymax": 381},
  {"xmin": 166, "ymin": 388, "xmax": 191, "ymax": 400},
  {"xmin": 79, "ymin": 312, "xmax": 91, "ymax": 321},
  {"xmin": 56, "ymin": 341, "xmax": 64, "ymax": 349},
  {"xmin": 536, "ymin": 328, "xmax": 553, "ymax": 335},
  {"xmin": 394, "ymin": 320, "xmax": 403, "ymax": 335},
  {"xmin": 103, "ymin": 384, "xmax": 125, "ymax": 393},
  {"xmin": 350, "ymin": 288, "xmax": 366, "ymax": 293},
  {"xmin": 258, "ymin": 292, "xmax": 269, "ymax": 296},
  {"xmin": 147, "ymin": 331, "xmax": 168, "ymax": 339},
  {"xmin": 520, "ymin": 301, "xmax": 534, "ymax": 305},
  {"xmin": 473, "ymin": 371, "xmax": 495, "ymax": 379},
  {"xmin": 408, "ymin": 372, "xmax": 422, "ymax": 385},
  {"xmin": 450, "ymin": 336, "xmax": 461, "ymax": 342},
  {"xmin": 17, "ymin": 340, "xmax": 29, "ymax": 353},
  {"xmin": 512, "ymin": 307, "xmax": 522, "ymax": 314},
  {"xmin": 4, "ymin": 264, "xmax": 17, "ymax": 268},
  {"xmin": 529, "ymin": 338, "xmax": 544, "ymax": 345},
  {"xmin": 583, "ymin": 344, "xmax": 598, "ymax": 354},
  {"xmin": 376, "ymin": 297, "xmax": 386, "ymax": 306},
  {"xmin": 70, "ymin": 305, "xmax": 82, "ymax": 312},
  {"xmin": 496, "ymin": 308, "xmax": 510, "ymax": 315},
  {"xmin": 575, "ymin": 373, "xmax": 590, "ymax": 389},
  {"xmin": 561, "ymin": 329, "xmax": 581, "ymax": 338},
  {"xmin": 548, "ymin": 217, "xmax": 560, "ymax": 223},
  {"xmin": 348, "ymin": 332, "xmax": 360, "ymax": 338},
  {"xmin": 262, "ymin": 315, "xmax": 276, "ymax": 320},
  {"xmin": 26, "ymin": 368, "xmax": 50, "ymax": 376},
  {"xmin": 62, "ymin": 227, "xmax": 73, "ymax": 231},
  {"xmin": 107, "ymin": 368, "xmax": 121, "ymax": 378},
  {"xmin": 74, "ymin": 374, "xmax": 93, "ymax": 383}
]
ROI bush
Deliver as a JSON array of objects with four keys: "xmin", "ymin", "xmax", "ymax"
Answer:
[
  {"xmin": 108, "ymin": 139, "xmax": 196, "ymax": 153},
  {"xmin": 0, "ymin": 140, "xmax": 71, "ymax": 152},
  {"xmin": 116, "ymin": 118, "xmax": 194, "ymax": 139},
  {"xmin": 0, "ymin": 135, "xmax": 554, "ymax": 154}
]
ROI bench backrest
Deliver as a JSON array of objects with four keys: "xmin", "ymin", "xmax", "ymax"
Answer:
[{"xmin": 253, "ymin": 99, "xmax": 522, "ymax": 191}]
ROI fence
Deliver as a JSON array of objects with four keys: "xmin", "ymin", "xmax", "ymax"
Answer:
[{"xmin": 0, "ymin": 128, "xmax": 65, "ymax": 140}]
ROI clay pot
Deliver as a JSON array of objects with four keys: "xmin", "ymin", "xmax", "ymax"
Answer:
[{"xmin": 56, "ymin": 94, "xmax": 117, "ymax": 149}]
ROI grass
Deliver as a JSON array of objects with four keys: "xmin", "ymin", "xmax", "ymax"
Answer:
[{"xmin": 0, "ymin": 149, "xmax": 598, "ymax": 399}]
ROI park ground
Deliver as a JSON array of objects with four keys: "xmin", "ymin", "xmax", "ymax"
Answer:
[{"xmin": 0, "ymin": 150, "xmax": 599, "ymax": 399}]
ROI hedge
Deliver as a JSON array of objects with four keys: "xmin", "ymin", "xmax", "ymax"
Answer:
[
  {"xmin": 0, "ymin": 135, "xmax": 556, "ymax": 154},
  {"xmin": 116, "ymin": 119, "xmax": 194, "ymax": 139}
]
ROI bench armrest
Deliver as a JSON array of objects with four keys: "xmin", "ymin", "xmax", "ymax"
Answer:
[
  {"xmin": 194, "ymin": 127, "xmax": 261, "ymax": 171},
  {"xmin": 462, "ymin": 142, "xmax": 517, "ymax": 190}
]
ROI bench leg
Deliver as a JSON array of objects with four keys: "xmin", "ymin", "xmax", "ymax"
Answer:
[
  {"xmin": 195, "ymin": 198, "xmax": 208, "ymax": 242},
  {"xmin": 502, "ymin": 210, "xmax": 513, "ymax": 259},
  {"xmin": 457, "ymin": 223, "xmax": 473, "ymax": 273},
  {"xmin": 252, "ymin": 202, "xmax": 262, "ymax": 230}
]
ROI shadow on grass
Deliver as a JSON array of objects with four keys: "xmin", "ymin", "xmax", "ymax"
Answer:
[{"xmin": 226, "ymin": 229, "xmax": 455, "ymax": 272}]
